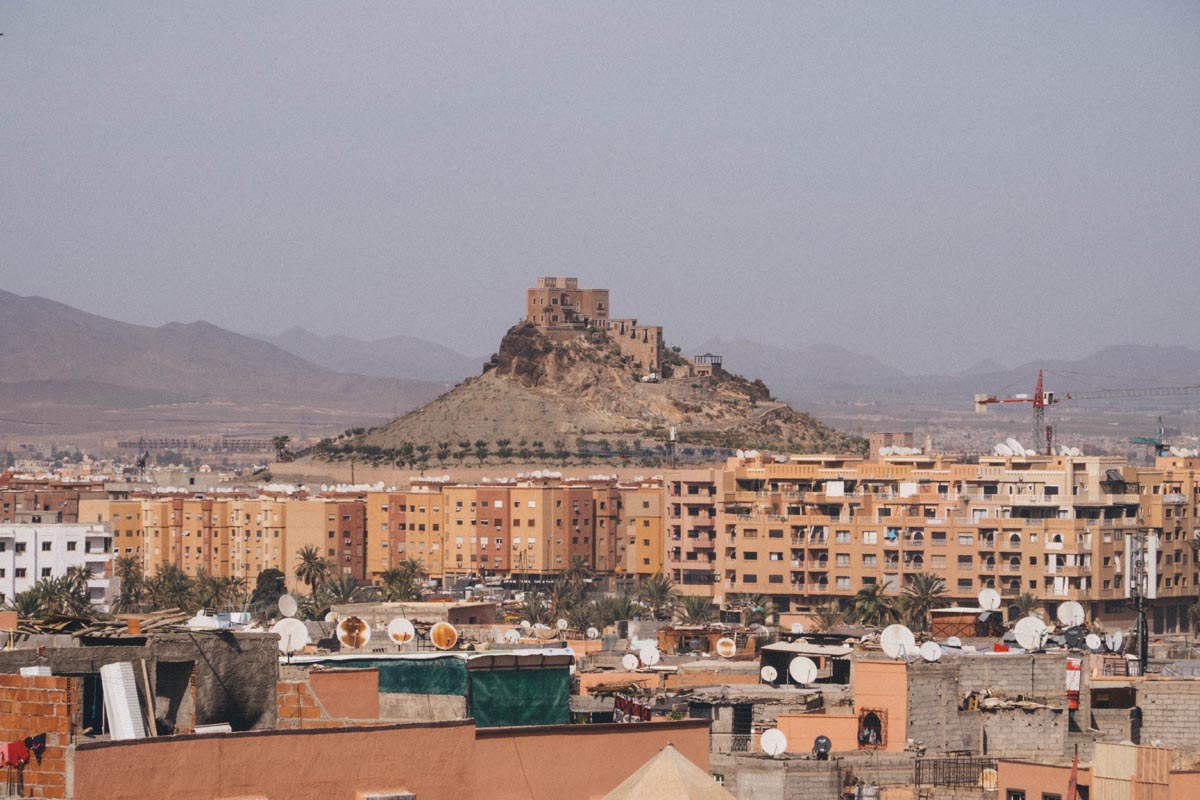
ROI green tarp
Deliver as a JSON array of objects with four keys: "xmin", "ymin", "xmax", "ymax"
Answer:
[{"xmin": 469, "ymin": 668, "xmax": 570, "ymax": 728}]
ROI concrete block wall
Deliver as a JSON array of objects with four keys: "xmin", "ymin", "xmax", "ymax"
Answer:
[
  {"xmin": 0, "ymin": 673, "xmax": 72, "ymax": 799},
  {"xmin": 1138, "ymin": 681, "xmax": 1200, "ymax": 752},
  {"xmin": 982, "ymin": 708, "xmax": 1065, "ymax": 758}
]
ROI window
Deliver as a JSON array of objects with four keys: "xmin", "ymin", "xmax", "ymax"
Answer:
[
  {"xmin": 1006, "ymin": 793, "xmax": 1026, "ymax": 800},
  {"xmin": 863, "ymin": 554, "xmax": 877, "ymax": 567},
  {"xmin": 742, "ymin": 574, "xmax": 757, "ymax": 583},
  {"xmin": 836, "ymin": 530, "xmax": 851, "ymax": 544},
  {"xmin": 41, "ymin": 541, "xmax": 52, "ymax": 552},
  {"xmin": 862, "ymin": 531, "xmax": 877, "ymax": 545},
  {"xmin": 67, "ymin": 541, "xmax": 77, "ymax": 551},
  {"xmin": 836, "ymin": 576, "xmax": 850, "ymax": 589},
  {"xmin": 769, "ymin": 575, "xmax": 783, "ymax": 583},
  {"xmin": 41, "ymin": 568, "xmax": 51, "ymax": 578},
  {"xmin": 14, "ymin": 543, "xmax": 25, "ymax": 554},
  {"xmin": 769, "ymin": 552, "xmax": 783, "ymax": 561},
  {"xmin": 15, "ymin": 569, "xmax": 25, "ymax": 578},
  {"xmin": 743, "ymin": 551, "xmax": 758, "ymax": 561},
  {"xmin": 836, "ymin": 554, "xmax": 850, "ymax": 567}
]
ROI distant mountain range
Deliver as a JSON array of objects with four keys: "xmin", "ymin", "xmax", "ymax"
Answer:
[
  {"xmin": 687, "ymin": 338, "xmax": 1200, "ymax": 408},
  {"xmin": 254, "ymin": 327, "xmax": 481, "ymax": 384},
  {"xmin": 0, "ymin": 290, "xmax": 443, "ymax": 436}
]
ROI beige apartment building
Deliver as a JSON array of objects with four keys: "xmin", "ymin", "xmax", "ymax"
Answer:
[
  {"xmin": 664, "ymin": 453, "xmax": 1200, "ymax": 632},
  {"xmin": 525, "ymin": 277, "xmax": 609, "ymax": 327}
]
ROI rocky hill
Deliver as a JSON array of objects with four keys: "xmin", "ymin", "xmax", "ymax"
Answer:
[{"xmin": 348, "ymin": 322, "xmax": 863, "ymax": 456}]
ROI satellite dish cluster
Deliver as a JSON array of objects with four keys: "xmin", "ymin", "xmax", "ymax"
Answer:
[
  {"xmin": 878, "ymin": 446, "xmax": 923, "ymax": 457},
  {"xmin": 1169, "ymin": 446, "xmax": 1200, "ymax": 457},
  {"xmin": 993, "ymin": 438, "xmax": 1035, "ymax": 457}
]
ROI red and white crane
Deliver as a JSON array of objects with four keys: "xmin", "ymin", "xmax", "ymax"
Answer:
[{"xmin": 974, "ymin": 369, "xmax": 1200, "ymax": 455}]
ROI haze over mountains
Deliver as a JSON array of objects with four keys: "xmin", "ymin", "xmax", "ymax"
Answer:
[
  {"xmin": 2, "ymin": 287, "xmax": 1196, "ymax": 445},
  {"xmin": 0, "ymin": 290, "xmax": 442, "ymax": 438},
  {"xmin": 256, "ymin": 327, "xmax": 481, "ymax": 383}
]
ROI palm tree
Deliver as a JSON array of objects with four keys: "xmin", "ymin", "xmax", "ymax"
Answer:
[
  {"xmin": 147, "ymin": 564, "xmax": 196, "ymax": 612},
  {"xmin": 675, "ymin": 595, "xmax": 716, "ymax": 624},
  {"xmin": 112, "ymin": 555, "xmax": 147, "ymax": 614},
  {"xmin": 550, "ymin": 575, "xmax": 584, "ymax": 619},
  {"xmin": 730, "ymin": 593, "xmax": 777, "ymax": 626},
  {"xmin": 901, "ymin": 573, "xmax": 948, "ymax": 632},
  {"xmin": 594, "ymin": 593, "xmax": 639, "ymax": 626},
  {"xmin": 563, "ymin": 556, "xmax": 593, "ymax": 584},
  {"xmin": 294, "ymin": 545, "xmax": 331, "ymax": 597},
  {"xmin": 1011, "ymin": 592, "xmax": 1043, "ymax": 621},
  {"xmin": 519, "ymin": 591, "xmax": 553, "ymax": 625},
  {"xmin": 380, "ymin": 559, "xmax": 427, "ymax": 602},
  {"xmin": 566, "ymin": 602, "xmax": 598, "ymax": 634},
  {"xmin": 319, "ymin": 573, "xmax": 370, "ymax": 606},
  {"xmin": 851, "ymin": 583, "xmax": 899, "ymax": 627},
  {"xmin": 6, "ymin": 590, "xmax": 43, "ymax": 619},
  {"xmin": 638, "ymin": 573, "xmax": 679, "ymax": 621},
  {"xmin": 812, "ymin": 602, "xmax": 846, "ymax": 632}
]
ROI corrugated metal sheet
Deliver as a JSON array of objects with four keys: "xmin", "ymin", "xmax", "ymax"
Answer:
[
  {"xmin": 1095, "ymin": 743, "xmax": 1137, "ymax": 781},
  {"xmin": 1131, "ymin": 780, "xmax": 1170, "ymax": 800},
  {"xmin": 1091, "ymin": 776, "xmax": 1131, "ymax": 800},
  {"xmin": 1133, "ymin": 746, "xmax": 1172, "ymax": 784}
]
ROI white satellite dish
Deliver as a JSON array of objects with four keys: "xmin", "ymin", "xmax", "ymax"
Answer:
[
  {"xmin": 1013, "ymin": 616, "xmax": 1048, "ymax": 651},
  {"xmin": 1070, "ymin": 447, "xmax": 1081, "ymax": 457},
  {"xmin": 995, "ymin": 443, "xmax": 1014, "ymax": 457},
  {"xmin": 736, "ymin": 449, "xmax": 745, "ymax": 458},
  {"xmin": 555, "ymin": 618, "xmax": 569, "ymax": 631},
  {"xmin": 387, "ymin": 618, "xmax": 415, "ymax": 645},
  {"xmin": 520, "ymin": 620, "xmax": 532, "ymax": 630},
  {"xmin": 715, "ymin": 637, "xmax": 737, "ymax": 658},
  {"xmin": 586, "ymin": 626, "xmax": 600, "ymax": 640},
  {"xmin": 1085, "ymin": 633, "xmax": 1103, "ymax": 651},
  {"xmin": 946, "ymin": 636, "xmax": 962, "ymax": 648},
  {"xmin": 430, "ymin": 621, "xmax": 459, "ymax": 650},
  {"xmin": 760, "ymin": 728, "xmax": 788, "ymax": 757},
  {"xmin": 1057, "ymin": 601, "xmax": 1085, "ymax": 628},
  {"xmin": 336, "ymin": 615, "xmax": 371, "ymax": 649},
  {"xmin": 277, "ymin": 594, "xmax": 298, "ymax": 618},
  {"xmin": 760, "ymin": 665, "xmax": 778, "ymax": 682},
  {"xmin": 788, "ymin": 656, "xmax": 818, "ymax": 684},
  {"xmin": 639, "ymin": 646, "xmax": 661, "ymax": 667},
  {"xmin": 790, "ymin": 622, "xmax": 804, "ymax": 635},
  {"xmin": 920, "ymin": 641, "xmax": 943, "ymax": 662},
  {"xmin": 272, "ymin": 617, "xmax": 309, "ymax": 655},
  {"xmin": 1105, "ymin": 630, "xmax": 1124, "ymax": 651},
  {"xmin": 621, "ymin": 653, "xmax": 640, "ymax": 671},
  {"xmin": 879, "ymin": 447, "xmax": 893, "ymax": 457},
  {"xmin": 977, "ymin": 588, "xmax": 1001, "ymax": 611},
  {"xmin": 880, "ymin": 624, "xmax": 916, "ymax": 659},
  {"xmin": 504, "ymin": 629, "xmax": 521, "ymax": 644},
  {"xmin": 1006, "ymin": 437, "xmax": 1025, "ymax": 456},
  {"xmin": 1170, "ymin": 446, "xmax": 1184, "ymax": 457}
]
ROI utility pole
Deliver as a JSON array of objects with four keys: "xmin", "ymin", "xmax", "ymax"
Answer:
[{"xmin": 1131, "ymin": 527, "xmax": 1150, "ymax": 675}]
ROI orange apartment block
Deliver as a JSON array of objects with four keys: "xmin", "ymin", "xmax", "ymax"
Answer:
[
  {"xmin": 664, "ymin": 453, "xmax": 1200, "ymax": 631},
  {"xmin": 620, "ymin": 478, "xmax": 666, "ymax": 577}
]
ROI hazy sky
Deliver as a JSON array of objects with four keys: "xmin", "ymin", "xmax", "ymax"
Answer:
[{"xmin": 2, "ymin": 3, "xmax": 1197, "ymax": 373}]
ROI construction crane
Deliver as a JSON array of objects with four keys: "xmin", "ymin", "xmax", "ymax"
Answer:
[
  {"xmin": 1130, "ymin": 417, "xmax": 1169, "ymax": 457},
  {"xmin": 974, "ymin": 369, "xmax": 1200, "ymax": 455}
]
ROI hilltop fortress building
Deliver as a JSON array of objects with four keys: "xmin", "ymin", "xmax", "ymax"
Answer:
[{"xmin": 525, "ymin": 276, "xmax": 665, "ymax": 375}]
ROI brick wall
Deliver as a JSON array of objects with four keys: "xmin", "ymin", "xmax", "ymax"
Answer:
[
  {"xmin": 982, "ymin": 708, "xmax": 1065, "ymax": 758},
  {"xmin": 0, "ymin": 674, "xmax": 72, "ymax": 799}
]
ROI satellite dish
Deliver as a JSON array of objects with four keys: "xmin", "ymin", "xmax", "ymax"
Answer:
[
  {"xmin": 995, "ymin": 443, "xmax": 1014, "ymax": 457},
  {"xmin": 790, "ymin": 622, "xmax": 804, "ymax": 635},
  {"xmin": 715, "ymin": 637, "xmax": 737, "ymax": 658},
  {"xmin": 639, "ymin": 646, "xmax": 661, "ymax": 667},
  {"xmin": 880, "ymin": 625, "xmax": 916, "ymax": 659},
  {"xmin": 1085, "ymin": 633, "xmax": 1102, "ymax": 651},
  {"xmin": 760, "ymin": 665, "xmax": 778, "ymax": 683},
  {"xmin": 1170, "ymin": 446, "xmax": 1184, "ymax": 457},
  {"xmin": 879, "ymin": 447, "xmax": 893, "ymax": 457},
  {"xmin": 271, "ymin": 618, "xmax": 309, "ymax": 654},
  {"xmin": 920, "ymin": 641, "xmax": 943, "ymax": 662},
  {"xmin": 336, "ymin": 615, "xmax": 370, "ymax": 649},
  {"xmin": 813, "ymin": 736, "xmax": 832, "ymax": 757},
  {"xmin": 555, "ymin": 618, "xmax": 569, "ymax": 631},
  {"xmin": 621, "ymin": 653, "xmax": 640, "ymax": 671},
  {"xmin": 760, "ymin": 728, "xmax": 788, "ymax": 757},
  {"xmin": 387, "ymin": 618, "xmax": 415, "ymax": 645},
  {"xmin": 1070, "ymin": 447, "xmax": 1081, "ymax": 457},
  {"xmin": 1057, "ymin": 601, "xmax": 1085, "ymax": 628},
  {"xmin": 1106, "ymin": 630, "xmax": 1124, "ymax": 652},
  {"xmin": 504, "ymin": 629, "xmax": 521, "ymax": 644},
  {"xmin": 520, "ymin": 620, "xmax": 532, "ymax": 630},
  {"xmin": 1006, "ymin": 437, "xmax": 1024, "ymax": 456},
  {"xmin": 1014, "ymin": 616, "xmax": 1048, "ymax": 651},
  {"xmin": 736, "ymin": 449, "xmax": 745, "ymax": 458},
  {"xmin": 946, "ymin": 636, "xmax": 962, "ymax": 648},
  {"xmin": 430, "ymin": 621, "xmax": 459, "ymax": 650},
  {"xmin": 277, "ymin": 594, "xmax": 298, "ymax": 618},
  {"xmin": 977, "ymin": 588, "xmax": 1001, "ymax": 611},
  {"xmin": 586, "ymin": 626, "xmax": 600, "ymax": 640},
  {"xmin": 788, "ymin": 656, "xmax": 818, "ymax": 684}
]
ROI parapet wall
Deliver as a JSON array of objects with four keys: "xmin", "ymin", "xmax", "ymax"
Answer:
[{"xmin": 0, "ymin": 674, "xmax": 71, "ymax": 799}]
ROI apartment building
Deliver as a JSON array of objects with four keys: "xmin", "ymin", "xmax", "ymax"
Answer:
[
  {"xmin": 619, "ymin": 478, "xmax": 666, "ymax": 577},
  {"xmin": 665, "ymin": 453, "xmax": 1200, "ymax": 632},
  {"xmin": 0, "ymin": 524, "xmax": 114, "ymax": 609}
]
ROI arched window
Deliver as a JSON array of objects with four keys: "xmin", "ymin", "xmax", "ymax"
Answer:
[{"xmin": 858, "ymin": 709, "xmax": 886, "ymax": 748}]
